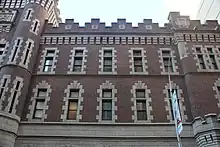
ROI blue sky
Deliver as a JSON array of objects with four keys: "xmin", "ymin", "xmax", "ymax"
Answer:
[{"xmin": 58, "ymin": 0, "xmax": 201, "ymax": 26}]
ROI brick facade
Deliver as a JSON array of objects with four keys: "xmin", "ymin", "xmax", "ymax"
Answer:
[{"xmin": 0, "ymin": 1, "xmax": 220, "ymax": 146}]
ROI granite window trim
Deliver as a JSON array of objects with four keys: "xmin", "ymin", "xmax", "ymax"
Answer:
[
  {"xmin": 158, "ymin": 48, "xmax": 179, "ymax": 75},
  {"xmin": 23, "ymin": 8, "xmax": 34, "ymax": 22},
  {"xmin": 0, "ymin": 38, "xmax": 9, "ymax": 64},
  {"xmin": 19, "ymin": 38, "xmax": 35, "ymax": 69},
  {"xmin": 67, "ymin": 47, "xmax": 88, "ymax": 75},
  {"xmin": 5, "ymin": 77, "xmax": 24, "ymax": 114},
  {"xmin": 7, "ymin": 37, "xmax": 23, "ymax": 64},
  {"xmin": 213, "ymin": 77, "xmax": 220, "ymax": 108},
  {"xmin": 0, "ymin": 75, "xmax": 11, "ymax": 110},
  {"xmin": 30, "ymin": 19, "xmax": 40, "ymax": 35},
  {"xmin": 192, "ymin": 45, "xmax": 220, "ymax": 72},
  {"xmin": 163, "ymin": 81, "xmax": 187, "ymax": 122},
  {"xmin": 26, "ymin": 81, "xmax": 52, "ymax": 121},
  {"xmin": 37, "ymin": 47, "xmax": 59, "ymax": 74},
  {"xmin": 98, "ymin": 47, "xmax": 117, "ymax": 75},
  {"xmin": 129, "ymin": 48, "xmax": 148, "ymax": 75},
  {"xmin": 131, "ymin": 81, "xmax": 153, "ymax": 123},
  {"xmin": 204, "ymin": 45, "xmax": 220, "ymax": 71},
  {"xmin": 96, "ymin": 81, "xmax": 117, "ymax": 123},
  {"xmin": 60, "ymin": 81, "xmax": 84, "ymax": 122}
]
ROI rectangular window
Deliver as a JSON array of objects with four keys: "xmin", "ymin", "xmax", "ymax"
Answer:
[
  {"xmin": 43, "ymin": 50, "xmax": 55, "ymax": 72},
  {"xmin": 136, "ymin": 100, "xmax": 147, "ymax": 120},
  {"xmin": 103, "ymin": 50, "xmax": 113, "ymax": 72},
  {"xmin": 11, "ymin": 39, "xmax": 21, "ymax": 62},
  {"xmin": 0, "ymin": 43, "xmax": 5, "ymax": 60},
  {"xmin": 0, "ymin": 78, "xmax": 7, "ymax": 99},
  {"xmin": 69, "ymin": 89, "xmax": 79, "ymax": 98},
  {"xmin": 32, "ymin": 20, "xmax": 39, "ymax": 33},
  {"xmin": 210, "ymin": 55, "xmax": 218, "ymax": 69},
  {"xmin": 217, "ymin": 86, "xmax": 220, "ymax": 94},
  {"xmin": 67, "ymin": 100, "xmax": 78, "ymax": 120},
  {"xmin": 33, "ymin": 99, "xmax": 45, "ymax": 119},
  {"xmin": 23, "ymin": 42, "xmax": 32, "ymax": 65},
  {"xmin": 136, "ymin": 89, "xmax": 145, "ymax": 98},
  {"xmin": 102, "ymin": 89, "xmax": 112, "ymax": 98},
  {"xmin": 25, "ymin": 9, "xmax": 32, "ymax": 20},
  {"xmin": 195, "ymin": 47, "xmax": 201, "ymax": 53},
  {"xmin": 198, "ymin": 55, "xmax": 206, "ymax": 69},
  {"xmin": 73, "ymin": 50, "xmax": 83, "ymax": 72},
  {"xmin": 9, "ymin": 81, "xmax": 20, "ymax": 113},
  {"xmin": 37, "ymin": 89, "xmax": 47, "ymax": 97},
  {"xmin": 162, "ymin": 50, "xmax": 173, "ymax": 72},
  {"xmin": 102, "ymin": 99, "xmax": 112, "ymax": 120},
  {"xmin": 133, "ymin": 50, "xmax": 143, "ymax": 72},
  {"xmin": 207, "ymin": 48, "xmax": 213, "ymax": 54}
]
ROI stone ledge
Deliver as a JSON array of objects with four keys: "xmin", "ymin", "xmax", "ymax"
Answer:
[{"xmin": 17, "ymin": 122, "xmax": 194, "ymax": 138}]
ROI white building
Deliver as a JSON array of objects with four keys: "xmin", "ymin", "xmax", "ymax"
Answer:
[{"xmin": 196, "ymin": 0, "xmax": 220, "ymax": 23}]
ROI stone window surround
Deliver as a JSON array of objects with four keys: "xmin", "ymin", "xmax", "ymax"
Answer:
[
  {"xmin": 30, "ymin": 18, "xmax": 40, "ymax": 35},
  {"xmin": 98, "ymin": 47, "xmax": 117, "ymax": 75},
  {"xmin": 192, "ymin": 45, "xmax": 220, "ymax": 72},
  {"xmin": 37, "ymin": 47, "xmax": 59, "ymax": 74},
  {"xmin": 23, "ymin": 8, "xmax": 34, "ymax": 21},
  {"xmin": 0, "ymin": 75, "xmax": 11, "ymax": 110},
  {"xmin": 5, "ymin": 77, "xmax": 24, "ymax": 114},
  {"xmin": 163, "ymin": 81, "xmax": 187, "ymax": 122},
  {"xmin": 0, "ymin": 24, "xmax": 12, "ymax": 32},
  {"xmin": 8, "ymin": 37, "xmax": 23, "ymax": 64},
  {"xmin": 213, "ymin": 77, "xmax": 220, "ymax": 108},
  {"xmin": 96, "ymin": 81, "xmax": 117, "ymax": 123},
  {"xmin": 19, "ymin": 38, "xmax": 35, "ymax": 69},
  {"xmin": 0, "ymin": 38, "xmax": 9, "ymax": 64},
  {"xmin": 129, "ymin": 48, "xmax": 148, "ymax": 75},
  {"xmin": 67, "ymin": 47, "xmax": 88, "ymax": 75},
  {"xmin": 27, "ymin": 81, "xmax": 52, "ymax": 121},
  {"xmin": 131, "ymin": 81, "xmax": 153, "ymax": 123},
  {"xmin": 0, "ymin": 9, "xmax": 17, "ymax": 22},
  {"xmin": 158, "ymin": 48, "xmax": 179, "ymax": 75},
  {"xmin": 60, "ymin": 81, "xmax": 84, "ymax": 122}
]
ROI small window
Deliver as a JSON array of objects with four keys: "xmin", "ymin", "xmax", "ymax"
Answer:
[
  {"xmin": 198, "ymin": 55, "xmax": 206, "ymax": 69},
  {"xmin": 33, "ymin": 99, "xmax": 45, "ymax": 119},
  {"xmin": 136, "ymin": 100, "xmax": 147, "ymax": 120},
  {"xmin": 67, "ymin": 100, "xmax": 78, "ymax": 120},
  {"xmin": 133, "ymin": 50, "xmax": 142, "ymax": 56},
  {"xmin": 32, "ymin": 20, "xmax": 39, "ymax": 33},
  {"xmin": 11, "ymin": 39, "xmax": 21, "ymax": 62},
  {"xmin": 134, "ymin": 57, "xmax": 143, "ymax": 72},
  {"xmin": 163, "ymin": 57, "xmax": 173, "ymax": 72},
  {"xmin": 73, "ymin": 57, "xmax": 83, "ymax": 72},
  {"xmin": 136, "ymin": 89, "xmax": 145, "ymax": 98},
  {"xmin": 43, "ymin": 50, "xmax": 55, "ymax": 72},
  {"xmin": 207, "ymin": 48, "xmax": 213, "ymax": 54},
  {"xmin": 162, "ymin": 50, "xmax": 171, "ymax": 57},
  {"xmin": 69, "ymin": 89, "xmax": 79, "ymax": 98},
  {"xmin": 168, "ymin": 89, "xmax": 180, "ymax": 120},
  {"xmin": 102, "ymin": 99, "xmax": 112, "ymax": 120},
  {"xmin": 102, "ymin": 89, "xmax": 112, "ymax": 98},
  {"xmin": 210, "ymin": 55, "xmax": 218, "ymax": 69},
  {"xmin": 9, "ymin": 81, "xmax": 21, "ymax": 113},
  {"xmin": 0, "ymin": 78, "xmax": 7, "ymax": 99},
  {"xmin": 104, "ymin": 50, "xmax": 112, "ymax": 57},
  {"xmin": 37, "ymin": 89, "xmax": 47, "ymax": 97},
  {"xmin": 195, "ymin": 47, "xmax": 201, "ymax": 53}
]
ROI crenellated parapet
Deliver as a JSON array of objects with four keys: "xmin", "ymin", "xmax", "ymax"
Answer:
[{"xmin": 192, "ymin": 113, "xmax": 220, "ymax": 147}]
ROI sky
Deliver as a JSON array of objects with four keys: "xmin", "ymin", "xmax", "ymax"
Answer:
[{"xmin": 58, "ymin": 0, "xmax": 201, "ymax": 26}]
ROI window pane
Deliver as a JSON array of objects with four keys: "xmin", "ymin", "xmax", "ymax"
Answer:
[
  {"xmin": 45, "ymin": 58, "xmax": 53, "ymax": 65},
  {"xmin": 75, "ymin": 50, "xmax": 83, "ymax": 56},
  {"xmin": 133, "ymin": 50, "xmax": 142, "ymax": 56},
  {"xmin": 103, "ymin": 67, "xmax": 112, "ymax": 72},
  {"xmin": 196, "ymin": 48, "xmax": 201, "ymax": 53},
  {"xmin": 136, "ymin": 100, "xmax": 146, "ymax": 110},
  {"xmin": 34, "ymin": 110, "xmax": 43, "ymax": 119},
  {"xmin": 162, "ymin": 50, "xmax": 171, "ymax": 56},
  {"xmin": 0, "ymin": 44, "xmax": 5, "ymax": 48},
  {"xmin": 68, "ymin": 111, "xmax": 77, "ymax": 120},
  {"xmin": 207, "ymin": 48, "xmax": 213, "ymax": 54},
  {"xmin": 102, "ymin": 100, "xmax": 112, "ymax": 110},
  {"xmin": 102, "ymin": 111, "xmax": 112, "ymax": 120},
  {"xmin": 69, "ymin": 101, "xmax": 78, "ymax": 111},
  {"xmin": 136, "ymin": 89, "xmax": 145, "ymax": 98},
  {"xmin": 36, "ymin": 101, "xmax": 44, "ymax": 109},
  {"xmin": 134, "ymin": 66, "xmax": 143, "ymax": 72},
  {"xmin": 134, "ymin": 58, "xmax": 142, "ymax": 65},
  {"xmin": 74, "ymin": 57, "xmax": 82, "ymax": 65},
  {"xmin": 37, "ymin": 89, "xmax": 47, "ymax": 97},
  {"xmin": 43, "ymin": 66, "xmax": 52, "ymax": 72},
  {"xmin": 104, "ymin": 50, "xmax": 112, "ymax": 56},
  {"xmin": 137, "ymin": 111, "xmax": 147, "ymax": 120},
  {"xmin": 104, "ymin": 58, "xmax": 112, "ymax": 65},
  {"xmin": 102, "ymin": 89, "xmax": 112, "ymax": 98},
  {"xmin": 70, "ymin": 89, "xmax": 79, "ymax": 97},
  {"xmin": 73, "ymin": 66, "xmax": 82, "ymax": 72},
  {"xmin": 46, "ymin": 50, "xmax": 55, "ymax": 56}
]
